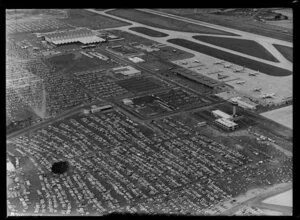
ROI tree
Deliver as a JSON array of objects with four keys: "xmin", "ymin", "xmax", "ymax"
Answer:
[{"xmin": 51, "ymin": 161, "xmax": 69, "ymax": 174}]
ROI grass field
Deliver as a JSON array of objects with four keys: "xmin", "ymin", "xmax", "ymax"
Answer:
[
  {"xmin": 63, "ymin": 9, "xmax": 131, "ymax": 30},
  {"xmin": 108, "ymin": 9, "xmax": 239, "ymax": 36},
  {"xmin": 156, "ymin": 9, "xmax": 292, "ymax": 42},
  {"xmin": 167, "ymin": 38, "xmax": 292, "ymax": 77},
  {"xmin": 261, "ymin": 105, "xmax": 293, "ymax": 129},
  {"xmin": 46, "ymin": 52, "xmax": 117, "ymax": 73},
  {"xmin": 129, "ymin": 27, "xmax": 169, "ymax": 37},
  {"xmin": 262, "ymin": 189, "xmax": 292, "ymax": 207},
  {"xmin": 193, "ymin": 36, "xmax": 279, "ymax": 62},
  {"xmin": 46, "ymin": 53, "xmax": 75, "ymax": 71},
  {"xmin": 273, "ymin": 44, "xmax": 293, "ymax": 62}
]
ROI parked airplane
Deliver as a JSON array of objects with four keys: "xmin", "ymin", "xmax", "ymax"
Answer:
[
  {"xmin": 236, "ymin": 80, "xmax": 246, "ymax": 85},
  {"xmin": 214, "ymin": 60, "xmax": 225, "ymax": 65},
  {"xmin": 261, "ymin": 93, "xmax": 276, "ymax": 99},
  {"xmin": 207, "ymin": 70, "xmax": 223, "ymax": 75},
  {"xmin": 249, "ymin": 70, "xmax": 260, "ymax": 76},
  {"xmin": 233, "ymin": 67, "xmax": 245, "ymax": 73},
  {"xmin": 223, "ymin": 64, "xmax": 232, "ymax": 68},
  {"xmin": 217, "ymin": 73, "xmax": 229, "ymax": 79},
  {"xmin": 253, "ymin": 88, "xmax": 262, "ymax": 92}
]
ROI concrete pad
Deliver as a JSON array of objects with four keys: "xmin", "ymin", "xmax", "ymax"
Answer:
[{"xmin": 172, "ymin": 57, "xmax": 292, "ymax": 106}]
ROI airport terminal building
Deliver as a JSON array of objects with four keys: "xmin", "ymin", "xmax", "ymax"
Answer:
[{"xmin": 43, "ymin": 28, "xmax": 106, "ymax": 46}]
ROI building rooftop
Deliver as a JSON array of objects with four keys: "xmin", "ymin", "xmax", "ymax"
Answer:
[
  {"xmin": 215, "ymin": 118, "xmax": 238, "ymax": 128},
  {"xmin": 212, "ymin": 110, "xmax": 233, "ymax": 120},
  {"xmin": 112, "ymin": 66, "xmax": 141, "ymax": 76}
]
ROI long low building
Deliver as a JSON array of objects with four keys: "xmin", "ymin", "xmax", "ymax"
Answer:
[
  {"xmin": 172, "ymin": 67, "xmax": 224, "ymax": 89},
  {"xmin": 212, "ymin": 109, "xmax": 233, "ymax": 120},
  {"xmin": 112, "ymin": 66, "xmax": 141, "ymax": 76},
  {"xmin": 43, "ymin": 28, "xmax": 106, "ymax": 46},
  {"xmin": 215, "ymin": 118, "xmax": 238, "ymax": 131}
]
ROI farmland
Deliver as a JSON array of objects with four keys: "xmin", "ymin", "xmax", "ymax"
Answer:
[
  {"xmin": 129, "ymin": 27, "xmax": 169, "ymax": 37},
  {"xmin": 108, "ymin": 9, "xmax": 239, "ymax": 36},
  {"xmin": 167, "ymin": 38, "xmax": 292, "ymax": 76},
  {"xmin": 193, "ymin": 36, "xmax": 279, "ymax": 62},
  {"xmin": 273, "ymin": 44, "xmax": 293, "ymax": 62}
]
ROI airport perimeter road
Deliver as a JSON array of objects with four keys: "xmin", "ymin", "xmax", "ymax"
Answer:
[{"xmin": 86, "ymin": 9, "xmax": 292, "ymax": 71}]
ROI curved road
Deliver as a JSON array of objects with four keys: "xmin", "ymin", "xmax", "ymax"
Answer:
[{"xmin": 86, "ymin": 9, "xmax": 292, "ymax": 71}]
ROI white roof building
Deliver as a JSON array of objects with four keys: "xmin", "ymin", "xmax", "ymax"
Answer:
[
  {"xmin": 44, "ymin": 28, "xmax": 106, "ymax": 45},
  {"xmin": 212, "ymin": 110, "xmax": 233, "ymax": 120},
  {"xmin": 7, "ymin": 161, "xmax": 15, "ymax": 172},
  {"xmin": 128, "ymin": 57, "xmax": 144, "ymax": 63},
  {"xmin": 123, "ymin": 98, "xmax": 133, "ymax": 105},
  {"xmin": 215, "ymin": 118, "xmax": 238, "ymax": 130},
  {"xmin": 112, "ymin": 66, "xmax": 141, "ymax": 76}
]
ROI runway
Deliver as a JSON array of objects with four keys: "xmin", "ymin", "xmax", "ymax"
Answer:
[{"xmin": 86, "ymin": 9, "xmax": 292, "ymax": 71}]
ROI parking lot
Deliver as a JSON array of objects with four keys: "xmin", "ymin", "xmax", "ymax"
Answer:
[{"xmin": 8, "ymin": 108, "xmax": 290, "ymax": 215}]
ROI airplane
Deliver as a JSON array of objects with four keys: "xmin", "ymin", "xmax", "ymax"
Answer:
[
  {"xmin": 235, "ymin": 80, "xmax": 246, "ymax": 85},
  {"xmin": 253, "ymin": 88, "xmax": 262, "ymax": 92},
  {"xmin": 207, "ymin": 70, "xmax": 222, "ymax": 75},
  {"xmin": 223, "ymin": 64, "xmax": 232, "ymax": 68},
  {"xmin": 249, "ymin": 70, "xmax": 260, "ymax": 76},
  {"xmin": 283, "ymin": 96, "xmax": 292, "ymax": 101},
  {"xmin": 214, "ymin": 60, "xmax": 225, "ymax": 65},
  {"xmin": 233, "ymin": 67, "xmax": 245, "ymax": 73},
  {"xmin": 217, "ymin": 73, "xmax": 229, "ymax": 79},
  {"xmin": 261, "ymin": 93, "xmax": 275, "ymax": 99}
]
